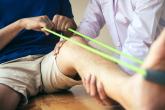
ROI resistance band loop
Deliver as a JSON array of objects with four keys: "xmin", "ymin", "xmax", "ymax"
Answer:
[{"xmin": 43, "ymin": 27, "xmax": 147, "ymax": 76}]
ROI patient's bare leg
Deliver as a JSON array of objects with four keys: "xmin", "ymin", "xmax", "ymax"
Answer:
[
  {"xmin": 55, "ymin": 36, "xmax": 165, "ymax": 110},
  {"xmin": 55, "ymin": 36, "xmax": 129, "ymax": 103}
]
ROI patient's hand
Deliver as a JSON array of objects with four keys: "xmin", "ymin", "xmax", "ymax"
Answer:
[
  {"xmin": 20, "ymin": 16, "xmax": 54, "ymax": 36},
  {"xmin": 82, "ymin": 74, "xmax": 115, "ymax": 106},
  {"xmin": 52, "ymin": 15, "xmax": 77, "ymax": 37}
]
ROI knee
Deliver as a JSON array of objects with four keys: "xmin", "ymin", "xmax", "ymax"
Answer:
[
  {"xmin": 68, "ymin": 36, "xmax": 88, "ymax": 47},
  {"xmin": 63, "ymin": 36, "xmax": 88, "ymax": 51},
  {"xmin": 70, "ymin": 36, "xmax": 87, "ymax": 43},
  {"xmin": 55, "ymin": 36, "xmax": 88, "ymax": 73},
  {"xmin": 55, "ymin": 36, "xmax": 87, "ymax": 56},
  {"xmin": 56, "ymin": 36, "xmax": 89, "ymax": 62}
]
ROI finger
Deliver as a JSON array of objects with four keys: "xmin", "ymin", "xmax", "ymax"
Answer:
[
  {"xmin": 46, "ymin": 18, "xmax": 54, "ymax": 29},
  {"xmin": 40, "ymin": 16, "xmax": 53, "ymax": 35},
  {"xmin": 52, "ymin": 15, "xmax": 59, "ymax": 30},
  {"xmin": 61, "ymin": 19, "xmax": 68, "ymax": 31},
  {"xmin": 65, "ymin": 22, "xmax": 72, "ymax": 31},
  {"xmin": 94, "ymin": 95, "xmax": 105, "ymax": 105},
  {"xmin": 43, "ymin": 16, "xmax": 54, "ymax": 29},
  {"xmin": 41, "ymin": 16, "xmax": 50, "ymax": 27},
  {"xmin": 85, "ymin": 74, "xmax": 91, "ymax": 94},
  {"xmin": 57, "ymin": 16, "xmax": 64, "ymax": 31},
  {"xmin": 97, "ymin": 81, "xmax": 110, "ymax": 105},
  {"xmin": 82, "ymin": 77, "xmax": 86, "ymax": 88},
  {"xmin": 41, "ymin": 28, "xmax": 49, "ymax": 36},
  {"xmin": 45, "ymin": 32, "xmax": 49, "ymax": 36},
  {"xmin": 90, "ymin": 75, "xmax": 97, "ymax": 97}
]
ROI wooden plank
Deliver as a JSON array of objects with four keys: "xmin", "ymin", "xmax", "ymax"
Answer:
[{"xmin": 21, "ymin": 85, "xmax": 123, "ymax": 110}]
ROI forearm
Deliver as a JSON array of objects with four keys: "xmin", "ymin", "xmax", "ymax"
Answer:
[{"xmin": 0, "ymin": 19, "xmax": 24, "ymax": 50}]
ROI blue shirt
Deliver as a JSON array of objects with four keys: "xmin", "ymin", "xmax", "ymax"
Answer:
[{"xmin": 0, "ymin": 0, "xmax": 73, "ymax": 63}]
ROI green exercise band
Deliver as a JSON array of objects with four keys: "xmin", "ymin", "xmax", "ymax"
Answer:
[
  {"xmin": 43, "ymin": 27, "xmax": 147, "ymax": 76},
  {"xmin": 43, "ymin": 27, "xmax": 165, "ymax": 85}
]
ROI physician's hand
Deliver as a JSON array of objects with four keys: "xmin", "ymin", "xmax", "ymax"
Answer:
[{"xmin": 82, "ymin": 74, "xmax": 117, "ymax": 106}]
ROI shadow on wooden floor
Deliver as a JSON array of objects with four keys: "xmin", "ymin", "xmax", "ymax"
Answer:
[{"xmin": 18, "ymin": 85, "xmax": 124, "ymax": 110}]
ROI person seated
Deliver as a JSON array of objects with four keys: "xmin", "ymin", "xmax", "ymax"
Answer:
[{"xmin": 0, "ymin": 0, "xmax": 77, "ymax": 109}]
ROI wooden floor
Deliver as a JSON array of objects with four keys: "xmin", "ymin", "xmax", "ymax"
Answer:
[{"xmin": 20, "ymin": 85, "xmax": 123, "ymax": 110}]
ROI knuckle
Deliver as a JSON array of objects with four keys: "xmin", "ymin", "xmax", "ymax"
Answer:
[
  {"xmin": 43, "ymin": 15, "xmax": 48, "ymax": 19},
  {"xmin": 38, "ymin": 17, "xmax": 43, "ymax": 20},
  {"xmin": 40, "ymin": 22, "xmax": 46, "ymax": 27},
  {"xmin": 86, "ymin": 78, "xmax": 90, "ymax": 84},
  {"xmin": 65, "ymin": 23, "xmax": 70, "ymax": 28},
  {"xmin": 52, "ymin": 16, "xmax": 57, "ymax": 21},
  {"xmin": 91, "ymin": 93, "xmax": 96, "ymax": 97},
  {"xmin": 98, "ymin": 84, "xmax": 103, "ymax": 92},
  {"xmin": 100, "ymin": 96, "xmax": 106, "ymax": 100},
  {"xmin": 55, "ymin": 14, "xmax": 59, "ymax": 17},
  {"xmin": 40, "ymin": 16, "xmax": 45, "ymax": 19},
  {"xmin": 86, "ymin": 75, "xmax": 91, "ymax": 81},
  {"xmin": 54, "ymin": 15, "xmax": 60, "ymax": 20},
  {"xmin": 91, "ymin": 80, "xmax": 95, "ymax": 85},
  {"xmin": 98, "ymin": 89, "xmax": 103, "ymax": 95},
  {"xmin": 59, "ymin": 16, "xmax": 64, "ymax": 20}
]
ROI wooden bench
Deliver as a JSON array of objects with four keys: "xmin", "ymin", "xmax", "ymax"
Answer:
[{"xmin": 20, "ymin": 85, "xmax": 123, "ymax": 110}]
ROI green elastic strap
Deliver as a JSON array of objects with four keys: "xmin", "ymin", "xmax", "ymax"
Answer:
[
  {"xmin": 43, "ymin": 27, "xmax": 147, "ymax": 76},
  {"xmin": 44, "ymin": 28, "xmax": 165, "ymax": 86}
]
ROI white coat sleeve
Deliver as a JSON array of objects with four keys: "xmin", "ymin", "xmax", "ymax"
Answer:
[
  {"xmin": 120, "ymin": 0, "xmax": 164, "ymax": 74},
  {"xmin": 77, "ymin": 0, "xmax": 105, "ymax": 38}
]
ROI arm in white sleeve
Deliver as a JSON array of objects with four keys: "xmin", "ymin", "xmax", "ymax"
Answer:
[
  {"xmin": 120, "ymin": 0, "xmax": 164, "ymax": 75},
  {"xmin": 77, "ymin": 0, "xmax": 105, "ymax": 38}
]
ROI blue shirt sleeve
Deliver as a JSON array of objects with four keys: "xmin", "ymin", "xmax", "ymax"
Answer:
[{"xmin": 60, "ymin": 0, "xmax": 74, "ymax": 18}]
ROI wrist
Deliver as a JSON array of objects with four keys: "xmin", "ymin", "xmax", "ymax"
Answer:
[{"xmin": 17, "ymin": 18, "xmax": 26, "ymax": 29}]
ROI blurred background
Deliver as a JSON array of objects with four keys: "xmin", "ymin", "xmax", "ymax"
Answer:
[{"xmin": 70, "ymin": 0, "xmax": 113, "ymax": 55}]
